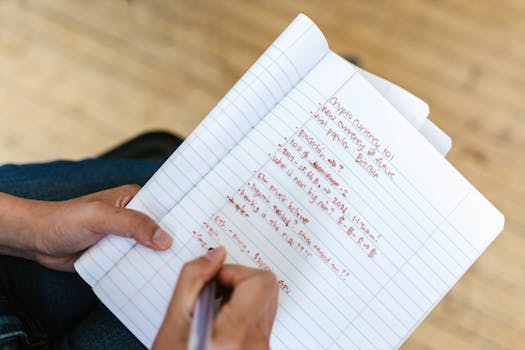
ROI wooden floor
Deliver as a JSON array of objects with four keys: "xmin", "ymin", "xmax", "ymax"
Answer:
[{"xmin": 1, "ymin": 0, "xmax": 524, "ymax": 348}]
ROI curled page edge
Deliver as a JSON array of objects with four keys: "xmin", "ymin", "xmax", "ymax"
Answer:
[
  {"xmin": 350, "ymin": 64, "xmax": 450, "ymax": 156},
  {"xmin": 351, "ymin": 64, "xmax": 430, "ymax": 129},
  {"xmin": 420, "ymin": 119, "xmax": 453, "ymax": 156}
]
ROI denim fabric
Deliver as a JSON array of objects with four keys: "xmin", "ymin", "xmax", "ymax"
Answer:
[
  {"xmin": 0, "ymin": 158, "xmax": 164, "ymax": 349},
  {"xmin": 0, "ymin": 314, "xmax": 33, "ymax": 350},
  {"xmin": 0, "ymin": 159, "xmax": 162, "ymax": 200}
]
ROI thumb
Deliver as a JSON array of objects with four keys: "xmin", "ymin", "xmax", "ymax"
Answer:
[{"xmin": 82, "ymin": 201, "xmax": 173, "ymax": 250}]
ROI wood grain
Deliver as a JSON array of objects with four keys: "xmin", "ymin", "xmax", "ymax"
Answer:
[{"xmin": 0, "ymin": 0, "xmax": 523, "ymax": 348}]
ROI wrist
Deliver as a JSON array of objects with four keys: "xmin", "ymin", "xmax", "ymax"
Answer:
[{"xmin": 0, "ymin": 192, "xmax": 53, "ymax": 253}]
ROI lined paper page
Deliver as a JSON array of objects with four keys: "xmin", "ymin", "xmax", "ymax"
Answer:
[
  {"xmin": 74, "ymin": 13, "xmax": 438, "ymax": 287},
  {"xmin": 74, "ymin": 14, "xmax": 330, "ymax": 287},
  {"xmin": 93, "ymin": 52, "xmax": 503, "ymax": 348}
]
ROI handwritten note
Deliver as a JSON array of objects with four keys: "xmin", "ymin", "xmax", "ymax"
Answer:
[
  {"xmin": 89, "ymin": 51, "xmax": 503, "ymax": 349},
  {"xmin": 75, "ymin": 14, "xmax": 445, "ymax": 289}
]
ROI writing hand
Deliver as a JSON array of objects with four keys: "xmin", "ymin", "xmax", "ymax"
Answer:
[
  {"xmin": 153, "ymin": 247, "xmax": 279, "ymax": 350},
  {"xmin": 0, "ymin": 185, "xmax": 173, "ymax": 271}
]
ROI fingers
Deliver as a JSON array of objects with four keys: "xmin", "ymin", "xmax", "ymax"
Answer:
[
  {"xmin": 154, "ymin": 255, "xmax": 278, "ymax": 350},
  {"xmin": 82, "ymin": 201, "xmax": 173, "ymax": 250},
  {"xmin": 153, "ymin": 247, "xmax": 227, "ymax": 350},
  {"xmin": 218, "ymin": 265, "xmax": 279, "ymax": 310},
  {"xmin": 77, "ymin": 185, "xmax": 173, "ymax": 250},
  {"xmin": 214, "ymin": 265, "xmax": 279, "ymax": 343},
  {"xmin": 218, "ymin": 264, "xmax": 273, "ymax": 287}
]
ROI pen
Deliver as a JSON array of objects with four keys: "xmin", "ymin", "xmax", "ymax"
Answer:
[{"xmin": 187, "ymin": 273, "xmax": 217, "ymax": 350}]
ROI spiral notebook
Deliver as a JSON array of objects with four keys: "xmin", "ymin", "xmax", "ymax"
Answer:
[{"xmin": 75, "ymin": 14, "xmax": 503, "ymax": 349}]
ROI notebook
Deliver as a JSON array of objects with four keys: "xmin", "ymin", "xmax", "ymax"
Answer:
[{"xmin": 75, "ymin": 14, "xmax": 503, "ymax": 349}]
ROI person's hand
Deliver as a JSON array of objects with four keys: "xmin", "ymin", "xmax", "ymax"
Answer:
[
  {"xmin": 153, "ymin": 247, "xmax": 279, "ymax": 350},
  {"xmin": 0, "ymin": 185, "xmax": 173, "ymax": 271}
]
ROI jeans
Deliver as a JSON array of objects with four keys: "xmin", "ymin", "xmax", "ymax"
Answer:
[{"xmin": 0, "ymin": 158, "xmax": 163, "ymax": 349}]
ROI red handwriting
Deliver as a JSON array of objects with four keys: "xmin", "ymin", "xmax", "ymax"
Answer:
[
  {"xmin": 237, "ymin": 163, "xmax": 363, "ymax": 281},
  {"xmin": 336, "ymin": 119, "xmax": 366, "ymax": 152},
  {"xmin": 277, "ymin": 129, "xmax": 382, "ymax": 262},
  {"xmin": 192, "ymin": 230, "xmax": 209, "ymax": 248},
  {"xmin": 355, "ymin": 152, "xmax": 380, "ymax": 179},
  {"xmin": 206, "ymin": 213, "xmax": 294, "ymax": 294},
  {"xmin": 329, "ymin": 97, "xmax": 353, "ymax": 121},
  {"xmin": 352, "ymin": 215, "xmax": 381, "ymax": 243},
  {"xmin": 272, "ymin": 155, "xmax": 287, "ymax": 169},
  {"xmin": 239, "ymin": 188, "xmax": 260, "ymax": 214},
  {"xmin": 227, "ymin": 195, "xmax": 250, "ymax": 217},
  {"xmin": 310, "ymin": 161, "xmax": 340, "ymax": 187},
  {"xmin": 324, "ymin": 96, "xmax": 397, "ymax": 179},
  {"xmin": 374, "ymin": 156, "xmax": 396, "ymax": 178},
  {"xmin": 250, "ymin": 181, "xmax": 270, "ymax": 205},
  {"xmin": 273, "ymin": 204, "xmax": 292, "ymax": 227},
  {"xmin": 298, "ymin": 128, "xmax": 326, "ymax": 160},
  {"xmin": 204, "ymin": 92, "xmax": 395, "ymax": 289},
  {"xmin": 326, "ymin": 127, "xmax": 351, "ymax": 151},
  {"xmin": 203, "ymin": 220, "xmax": 220, "ymax": 239},
  {"xmin": 352, "ymin": 118, "xmax": 380, "ymax": 152},
  {"xmin": 282, "ymin": 231, "xmax": 312, "ymax": 259},
  {"xmin": 253, "ymin": 252, "xmax": 291, "ymax": 294}
]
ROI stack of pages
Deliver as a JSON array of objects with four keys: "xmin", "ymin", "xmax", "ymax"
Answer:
[{"xmin": 75, "ymin": 14, "xmax": 504, "ymax": 349}]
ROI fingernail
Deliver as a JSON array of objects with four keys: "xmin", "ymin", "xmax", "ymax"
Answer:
[
  {"xmin": 152, "ymin": 228, "xmax": 173, "ymax": 249},
  {"xmin": 206, "ymin": 246, "xmax": 224, "ymax": 261}
]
